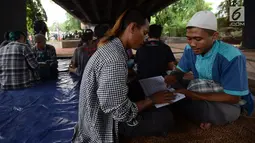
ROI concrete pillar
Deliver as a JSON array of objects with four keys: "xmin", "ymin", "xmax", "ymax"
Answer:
[
  {"xmin": 0, "ymin": 0, "xmax": 26, "ymax": 43},
  {"xmin": 243, "ymin": 0, "xmax": 255, "ymax": 49}
]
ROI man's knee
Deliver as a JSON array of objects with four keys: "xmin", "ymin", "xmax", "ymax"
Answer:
[
  {"xmin": 152, "ymin": 107, "xmax": 175, "ymax": 129},
  {"xmin": 119, "ymin": 107, "xmax": 174, "ymax": 137},
  {"xmin": 174, "ymin": 100, "xmax": 241, "ymax": 125},
  {"xmin": 194, "ymin": 101, "xmax": 241, "ymax": 125},
  {"xmin": 213, "ymin": 102, "xmax": 241, "ymax": 125},
  {"xmin": 141, "ymin": 107, "xmax": 174, "ymax": 136}
]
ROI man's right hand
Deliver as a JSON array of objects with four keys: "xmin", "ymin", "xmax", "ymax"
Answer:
[
  {"xmin": 164, "ymin": 75, "xmax": 177, "ymax": 87},
  {"xmin": 150, "ymin": 91, "xmax": 175, "ymax": 104},
  {"xmin": 69, "ymin": 67, "xmax": 77, "ymax": 73},
  {"xmin": 136, "ymin": 91, "xmax": 175, "ymax": 112}
]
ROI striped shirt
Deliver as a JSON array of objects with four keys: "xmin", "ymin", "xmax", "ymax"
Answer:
[
  {"xmin": 73, "ymin": 38, "xmax": 138, "ymax": 143},
  {"xmin": 0, "ymin": 42, "xmax": 39, "ymax": 90}
]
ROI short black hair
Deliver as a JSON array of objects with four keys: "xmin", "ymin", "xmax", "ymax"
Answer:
[
  {"xmin": 4, "ymin": 32, "xmax": 10, "ymax": 40},
  {"xmin": 148, "ymin": 24, "xmax": 163, "ymax": 39},
  {"xmin": 81, "ymin": 29, "xmax": 93, "ymax": 42},
  {"xmin": 94, "ymin": 24, "xmax": 109, "ymax": 39}
]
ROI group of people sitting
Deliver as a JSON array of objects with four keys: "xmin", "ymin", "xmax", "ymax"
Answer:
[
  {"xmin": 0, "ymin": 9, "xmax": 253, "ymax": 143},
  {"xmin": 71, "ymin": 10, "xmax": 254, "ymax": 143},
  {"xmin": 69, "ymin": 23, "xmax": 176, "ymax": 80},
  {"xmin": 0, "ymin": 23, "xmax": 112, "ymax": 90},
  {"xmin": 68, "ymin": 24, "xmax": 109, "ymax": 76},
  {"xmin": 0, "ymin": 31, "xmax": 58, "ymax": 90}
]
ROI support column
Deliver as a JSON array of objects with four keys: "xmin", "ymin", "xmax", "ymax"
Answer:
[
  {"xmin": 0, "ymin": 0, "xmax": 26, "ymax": 43},
  {"xmin": 243, "ymin": 0, "xmax": 255, "ymax": 49}
]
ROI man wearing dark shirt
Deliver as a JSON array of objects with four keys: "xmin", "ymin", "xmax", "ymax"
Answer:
[{"xmin": 135, "ymin": 24, "xmax": 176, "ymax": 79}]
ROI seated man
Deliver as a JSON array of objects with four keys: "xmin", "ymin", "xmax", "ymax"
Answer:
[
  {"xmin": 85, "ymin": 24, "xmax": 109, "ymax": 57},
  {"xmin": 0, "ymin": 31, "xmax": 40, "ymax": 90},
  {"xmin": 165, "ymin": 11, "xmax": 254, "ymax": 129},
  {"xmin": 135, "ymin": 24, "xmax": 176, "ymax": 79},
  {"xmin": 69, "ymin": 25, "xmax": 109, "ymax": 77},
  {"xmin": 77, "ymin": 29, "xmax": 93, "ymax": 47},
  {"xmin": 69, "ymin": 29, "xmax": 94, "ymax": 76},
  {"xmin": 33, "ymin": 34, "xmax": 58, "ymax": 80}
]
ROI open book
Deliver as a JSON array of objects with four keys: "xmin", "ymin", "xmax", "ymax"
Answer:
[{"xmin": 139, "ymin": 76, "xmax": 185, "ymax": 108}]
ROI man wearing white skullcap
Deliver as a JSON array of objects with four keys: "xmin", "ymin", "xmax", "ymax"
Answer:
[{"xmin": 165, "ymin": 11, "xmax": 254, "ymax": 129}]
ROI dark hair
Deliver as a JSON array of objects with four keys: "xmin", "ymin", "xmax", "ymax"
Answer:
[
  {"xmin": 9, "ymin": 31, "xmax": 27, "ymax": 41},
  {"xmin": 186, "ymin": 26, "xmax": 216, "ymax": 36},
  {"xmin": 81, "ymin": 29, "xmax": 93, "ymax": 43},
  {"xmin": 99, "ymin": 9, "xmax": 147, "ymax": 47},
  {"xmin": 94, "ymin": 24, "xmax": 109, "ymax": 39},
  {"xmin": 34, "ymin": 20, "xmax": 48, "ymax": 35},
  {"xmin": 148, "ymin": 24, "xmax": 163, "ymax": 38},
  {"xmin": 4, "ymin": 32, "xmax": 10, "ymax": 40}
]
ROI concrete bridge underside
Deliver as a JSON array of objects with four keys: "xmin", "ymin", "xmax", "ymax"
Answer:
[{"xmin": 0, "ymin": 0, "xmax": 254, "ymax": 49}]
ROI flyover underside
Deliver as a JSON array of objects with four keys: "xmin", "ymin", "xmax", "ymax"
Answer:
[
  {"xmin": 0, "ymin": 0, "xmax": 254, "ymax": 49},
  {"xmin": 52, "ymin": 0, "xmax": 178, "ymax": 24}
]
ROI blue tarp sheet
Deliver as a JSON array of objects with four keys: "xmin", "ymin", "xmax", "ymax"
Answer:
[{"xmin": 0, "ymin": 59, "xmax": 80, "ymax": 143}]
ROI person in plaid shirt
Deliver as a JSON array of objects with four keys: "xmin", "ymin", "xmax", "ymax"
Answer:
[
  {"xmin": 33, "ymin": 34, "xmax": 58, "ymax": 80},
  {"xmin": 72, "ymin": 10, "xmax": 175, "ymax": 143},
  {"xmin": 0, "ymin": 31, "xmax": 39, "ymax": 90},
  {"xmin": 165, "ymin": 11, "xmax": 254, "ymax": 129}
]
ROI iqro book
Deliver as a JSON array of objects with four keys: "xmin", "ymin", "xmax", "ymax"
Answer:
[{"xmin": 139, "ymin": 76, "xmax": 185, "ymax": 108}]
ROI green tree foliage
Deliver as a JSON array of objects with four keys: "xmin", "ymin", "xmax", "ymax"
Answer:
[
  {"xmin": 151, "ymin": 0, "xmax": 212, "ymax": 37},
  {"xmin": 49, "ymin": 22, "xmax": 66, "ymax": 32},
  {"xmin": 61, "ymin": 13, "xmax": 81, "ymax": 32},
  {"xmin": 26, "ymin": 0, "xmax": 47, "ymax": 34},
  {"xmin": 49, "ymin": 13, "xmax": 81, "ymax": 33}
]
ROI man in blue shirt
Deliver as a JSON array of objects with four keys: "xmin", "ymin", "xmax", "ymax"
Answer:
[{"xmin": 165, "ymin": 11, "xmax": 254, "ymax": 129}]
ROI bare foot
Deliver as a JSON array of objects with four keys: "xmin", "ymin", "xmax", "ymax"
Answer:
[{"xmin": 200, "ymin": 123, "xmax": 212, "ymax": 130}]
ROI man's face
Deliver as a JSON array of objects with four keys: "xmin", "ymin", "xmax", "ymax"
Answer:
[
  {"xmin": 35, "ymin": 40, "xmax": 45, "ymax": 49},
  {"xmin": 127, "ymin": 19, "xmax": 150, "ymax": 50},
  {"xmin": 186, "ymin": 27, "xmax": 218, "ymax": 55}
]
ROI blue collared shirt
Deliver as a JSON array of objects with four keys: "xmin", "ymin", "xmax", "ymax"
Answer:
[{"xmin": 177, "ymin": 40, "xmax": 254, "ymax": 115}]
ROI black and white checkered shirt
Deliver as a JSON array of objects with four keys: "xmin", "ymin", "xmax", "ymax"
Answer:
[
  {"xmin": 73, "ymin": 38, "xmax": 138, "ymax": 143},
  {"xmin": 0, "ymin": 42, "xmax": 39, "ymax": 90}
]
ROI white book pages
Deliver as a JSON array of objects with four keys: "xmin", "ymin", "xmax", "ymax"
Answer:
[{"xmin": 139, "ymin": 76, "xmax": 185, "ymax": 108}]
